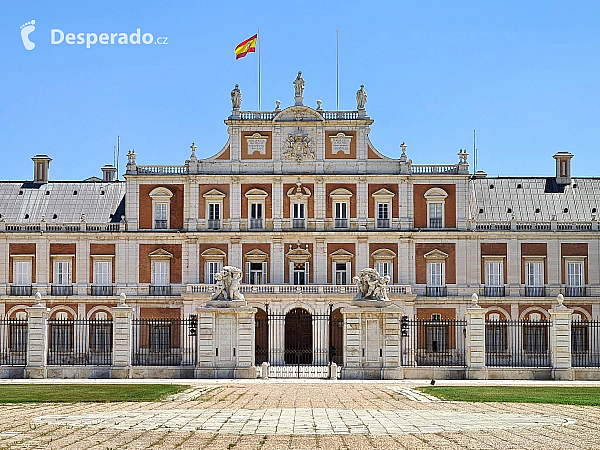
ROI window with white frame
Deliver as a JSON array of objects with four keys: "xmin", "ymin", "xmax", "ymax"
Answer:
[
  {"xmin": 149, "ymin": 187, "xmax": 173, "ymax": 230},
  {"xmin": 372, "ymin": 188, "xmax": 394, "ymax": 229},
  {"xmin": 567, "ymin": 260, "xmax": 584, "ymax": 287},
  {"xmin": 207, "ymin": 203, "xmax": 221, "ymax": 229},
  {"xmin": 334, "ymin": 202, "xmax": 348, "ymax": 227},
  {"xmin": 424, "ymin": 187, "xmax": 448, "ymax": 228},
  {"xmin": 334, "ymin": 262, "xmax": 350, "ymax": 285},
  {"xmin": 203, "ymin": 188, "xmax": 226, "ymax": 230},
  {"xmin": 330, "ymin": 188, "xmax": 352, "ymax": 229},
  {"xmin": 246, "ymin": 261, "xmax": 267, "ymax": 284},
  {"xmin": 250, "ymin": 202, "xmax": 263, "ymax": 228},
  {"xmin": 292, "ymin": 202, "xmax": 306, "ymax": 228},
  {"xmin": 245, "ymin": 188, "xmax": 268, "ymax": 229},
  {"xmin": 94, "ymin": 260, "xmax": 111, "ymax": 286},
  {"xmin": 205, "ymin": 261, "xmax": 221, "ymax": 284},
  {"xmin": 293, "ymin": 262, "xmax": 309, "ymax": 285},
  {"xmin": 427, "ymin": 262, "xmax": 445, "ymax": 287},
  {"xmin": 152, "ymin": 261, "xmax": 170, "ymax": 286},
  {"xmin": 53, "ymin": 260, "xmax": 71, "ymax": 285},
  {"xmin": 485, "ymin": 260, "xmax": 503, "ymax": 287},
  {"xmin": 13, "ymin": 259, "xmax": 31, "ymax": 286},
  {"xmin": 287, "ymin": 183, "xmax": 311, "ymax": 229},
  {"xmin": 526, "ymin": 261, "xmax": 543, "ymax": 286},
  {"xmin": 372, "ymin": 248, "xmax": 396, "ymax": 282},
  {"xmin": 286, "ymin": 245, "xmax": 311, "ymax": 286},
  {"xmin": 376, "ymin": 261, "xmax": 392, "ymax": 279}
]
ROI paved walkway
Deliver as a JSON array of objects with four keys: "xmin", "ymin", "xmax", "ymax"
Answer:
[{"xmin": 0, "ymin": 382, "xmax": 598, "ymax": 449}]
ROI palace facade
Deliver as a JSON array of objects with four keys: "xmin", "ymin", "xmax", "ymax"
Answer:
[{"xmin": 1, "ymin": 75, "xmax": 599, "ymax": 379}]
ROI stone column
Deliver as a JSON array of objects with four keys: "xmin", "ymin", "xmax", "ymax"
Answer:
[
  {"xmin": 465, "ymin": 294, "xmax": 487, "ymax": 379},
  {"xmin": 111, "ymin": 295, "xmax": 133, "ymax": 378},
  {"xmin": 25, "ymin": 295, "xmax": 49, "ymax": 378},
  {"xmin": 547, "ymin": 239, "xmax": 561, "ymax": 296},
  {"xmin": 549, "ymin": 295, "xmax": 573, "ymax": 380},
  {"xmin": 356, "ymin": 237, "xmax": 369, "ymax": 275}
]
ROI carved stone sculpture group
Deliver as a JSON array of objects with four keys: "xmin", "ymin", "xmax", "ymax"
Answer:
[
  {"xmin": 352, "ymin": 267, "xmax": 390, "ymax": 301},
  {"xmin": 211, "ymin": 266, "xmax": 245, "ymax": 301}
]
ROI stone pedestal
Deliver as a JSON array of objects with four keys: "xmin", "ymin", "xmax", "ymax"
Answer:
[
  {"xmin": 111, "ymin": 302, "xmax": 133, "ymax": 379},
  {"xmin": 465, "ymin": 303, "xmax": 488, "ymax": 380},
  {"xmin": 25, "ymin": 303, "xmax": 50, "ymax": 379},
  {"xmin": 196, "ymin": 304, "xmax": 257, "ymax": 379},
  {"xmin": 340, "ymin": 304, "xmax": 403, "ymax": 380},
  {"xmin": 549, "ymin": 300, "xmax": 573, "ymax": 380}
]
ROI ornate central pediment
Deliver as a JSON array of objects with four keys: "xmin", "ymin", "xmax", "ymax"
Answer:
[{"xmin": 273, "ymin": 106, "xmax": 324, "ymax": 123}]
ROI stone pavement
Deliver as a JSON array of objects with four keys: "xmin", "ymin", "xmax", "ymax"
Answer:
[{"xmin": 0, "ymin": 382, "xmax": 599, "ymax": 449}]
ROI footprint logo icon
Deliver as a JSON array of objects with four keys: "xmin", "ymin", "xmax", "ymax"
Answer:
[{"xmin": 20, "ymin": 20, "xmax": 36, "ymax": 50}]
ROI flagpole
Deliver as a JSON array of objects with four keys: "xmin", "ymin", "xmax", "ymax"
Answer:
[
  {"xmin": 336, "ymin": 28, "xmax": 339, "ymax": 111},
  {"xmin": 258, "ymin": 28, "xmax": 261, "ymax": 111}
]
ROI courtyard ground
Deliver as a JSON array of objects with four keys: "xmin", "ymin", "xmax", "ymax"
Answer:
[{"xmin": 0, "ymin": 379, "xmax": 599, "ymax": 449}]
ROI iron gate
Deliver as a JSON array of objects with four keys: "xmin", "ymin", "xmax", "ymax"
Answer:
[{"xmin": 256, "ymin": 305, "xmax": 343, "ymax": 378}]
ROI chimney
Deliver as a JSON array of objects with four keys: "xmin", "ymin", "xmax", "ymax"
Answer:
[
  {"xmin": 101, "ymin": 164, "xmax": 117, "ymax": 182},
  {"xmin": 32, "ymin": 154, "xmax": 52, "ymax": 184},
  {"xmin": 553, "ymin": 152, "xmax": 574, "ymax": 185}
]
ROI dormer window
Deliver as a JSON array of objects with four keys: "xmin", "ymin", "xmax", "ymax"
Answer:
[
  {"xmin": 424, "ymin": 187, "xmax": 448, "ymax": 229},
  {"xmin": 149, "ymin": 187, "xmax": 173, "ymax": 230}
]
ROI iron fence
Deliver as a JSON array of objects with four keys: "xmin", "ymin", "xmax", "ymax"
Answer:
[
  {"xmin": 91, "ymin": 285, "xmax": 114, "ymax": 296},
  {"xmin": 572, "ymin": 320, "xmax": 600, "ymax": 367},
  {"xmin": 47, "ymin": 318, "xmax": 112, "ymax": 365},
  {"xmin": 564, "ymin": 286, "xmax": 587, "ymax": 297},
  {"xmin": 149, "ymin": 285, "xmax": 172, "ymax": 296},
  {"xmin": 524, "ymin": 286, "xmax": 546, "ymax": 297},
  {"xmin": 482, "ymin": 286, "xmax": 505, "ymax": 297},
  {"xmin": 132, "ymin": 317, "xmax": 197, "ymax": 366},
  {"xmin": 426, "ymin": 286, "xmax": 447, "ymax": 297},
  {"xmin": 51, "ymin": 285, "xmax": 73, "ymax": 296},
  {"xmin": 401, "ymin": 318, "xmax": 466, "ymax": 366},
  {"xmin": 485, "ymin": 320, "xmax": 551, "ymax": 367},
  {"xmin": 0, "ymin": 318, "xmax": 27, "ymax": 365}
]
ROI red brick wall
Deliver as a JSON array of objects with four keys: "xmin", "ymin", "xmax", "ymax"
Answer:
[
  {"xmin": 413, "ymin": 184, "xmax": 456, "ymax": 228},
  {"xmin": 241, "ymin": 131, "xmax": 272, "ymax": 159},
  {"xmin": 283, "ymin": 183, "xmax": 314, "ymax": 220},
  {"xmin": 139, "ymin": 244, "xmax": 182, "ymax": 284},
  {"xmin": 199, "ymin": 184, "xmax": 230, "ymax": 220},
  {"xmin": 326, "ymin": 243, "xmax": 355, "ymax": 283},
  {"xmin": 139, "ymin": 184, "xmax": 184, "ymax": 230},
  {"xmin": 89, "ymin": 243, "xmax": 115, "ymax": 283},
  {"xmin": 326, "ymin": 184, "xmax": 356, "ymax": 219},
  {"xmin": 9, "ymin": 243, "xmax": 36, "ymax": 283},
  {"xmin": 325, "ymin": 131, "xmax": 357, "ymax": 159},
  {"xmin": 241, "ymin": 184, "xmax": 272, "ymax": 219},
  {"xmin": 415, "ymin": 243, "xmax": 456, "ymax": 284}
]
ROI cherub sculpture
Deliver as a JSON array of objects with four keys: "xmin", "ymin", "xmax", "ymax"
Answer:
[
  {"xmin": 210, "ymin": 266, "xmax": 245, "ymax": 301},
  {"xmin": 352, "ymin": 267, "xmax": 390, "ymax": 301}
]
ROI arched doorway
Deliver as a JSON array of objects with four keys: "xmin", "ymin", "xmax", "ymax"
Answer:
[
  {"xmin": 255, "ymin": 308, "xmax": 268, "ymax": 365},
  {"xmin": 330, "ymin": 308, "xmax": 344, "ymax": 365},
  {"xmin": 285, "ymin": 308, "xmax": 313, "ymax": 365}
]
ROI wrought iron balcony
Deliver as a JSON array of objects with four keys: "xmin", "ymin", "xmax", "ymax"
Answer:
[
  {"xmin": 564, "ymin": 286, "xmax": 587, "ymax": 297},
  {"xmin": 51, "ymin": 285, "xmax": 73, "ymax": 296},
  {"xmin": 426, "ymin": 286, "xmax": 447, "ymax": 297},
  {"xmin": 525, "ymin": 286, "xmax": 546, "ymax": 297},
  {"xmin": 154, "ymin": 220, "xmax": 168, "ymax": 229},
  {"xmin": 207, "ymin": 219, "xmax": 221, "ymax": 230},
  {"xmin": 149, "ymin": 285, "xmax": 172, "ymax": 296},
  {"xmin": 10, "ymin": 285, "xmax": 32, "ymax": 296},
  {"xmin": 376, "ymin": 218, "xmax": 390, "ymax": 229},
  {"xmin": 292, "ymin": 218, "xmax": 306, "ymax": 228},
  {"xmin": 428, "ymin": 218, "xmax": 443, "ymax": 228},
  {"xmin": 334, "ymin": 218, "xmax": 348, "ymax": 228},
  {"xmin": 249, "ymin": 218, "xmax": 263, "ymax": 229},
  {"xmin": 482, "ymin": 286, "xmax": 506, "ymax": 297},
  {"xmin": 91, "ymin": 285, "xmax": 114, "ymax": 296}
]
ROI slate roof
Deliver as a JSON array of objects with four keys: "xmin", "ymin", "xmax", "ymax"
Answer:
[
  {"xmin": 470, "ymin": 177, "xmax": 600, "ymax": 222},
  {"xmin": 0, "ymin": 181, "xmax": 125, "ymax": 223}
]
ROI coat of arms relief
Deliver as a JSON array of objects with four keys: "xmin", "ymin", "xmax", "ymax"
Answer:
[{"xmin": 283, "ymin": 130, "xmax": 315, "ymax": 162}]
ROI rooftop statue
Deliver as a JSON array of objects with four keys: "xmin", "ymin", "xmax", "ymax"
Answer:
[
  {"xmin": 211, "ymin": 266, "xmax": 245, "ymax": 301},
  {"xmin": 356, "ymin": 85, "xmax": 367, "ymax": 110},
  {"xmin": 293, "ymin": 71, "xmax": 305, "ymax": 105},
  {"xmin": 231, "ymin": 84, "xmax": 242, "ymax": 110},
  {"xmin": 352, "ymin": 267, "xmax": 390, "ymax": 301}
]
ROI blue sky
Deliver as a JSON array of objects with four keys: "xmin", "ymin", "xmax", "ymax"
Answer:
[{"xmin": 1, "ymin": 1, "xmax": 599, "ymax": 180}]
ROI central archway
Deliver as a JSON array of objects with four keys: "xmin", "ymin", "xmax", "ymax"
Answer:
[{"xmin": 284, "ymin": 308, "xmax": 313, "ymax": 365}]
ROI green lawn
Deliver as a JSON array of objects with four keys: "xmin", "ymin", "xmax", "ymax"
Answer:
[
  {"xmin": 0, "ymin": 384, "xmax": 189, "ymax": 403},
  {"xmin": 418, "ymin": 386, "xmax": 600, "ymax": 406}
]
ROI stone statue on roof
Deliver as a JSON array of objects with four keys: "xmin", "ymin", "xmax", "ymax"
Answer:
[
  {"xmin": 356, "ymin": 85, "xmax": 367, "ymax": 110},
  {"xmin": 231, "ymin": 84, "xmax": 242, "ymax": 111},
  {"xmin": 293, "ymin": 71, "xmax": 305, "ymax": 98}
]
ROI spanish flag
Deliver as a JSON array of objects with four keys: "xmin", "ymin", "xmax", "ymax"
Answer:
[{"xmin": 235, "ymin": 34, "xmax": 257, "ymax": 60}]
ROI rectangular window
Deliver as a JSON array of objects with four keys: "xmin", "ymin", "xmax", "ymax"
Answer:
[
  {"xmin": 152, "ymin": 261, "xmax": 169, "ymax": 286},
  {"xmin": 375, "ymin": 261, "xmax": 392, "ymax": 280},
  {"xmin": 54, "ymin": 260, "xmax": 71, "ymax": 285},
  {"xmin": 51, "ymin": 322, "xmax": 73, "ymax": 352},
  {"xmin": 94, "ymin": 261, "xmax": 111, "ymax": 286},
  {"xmin": 14, "ymin": 260, "xmax": 31, "ymax": 285},
  {"xmin": 572, "ymin": 324, "xmax": 588, "ymax": 353},
  {"xmin": 567, "ymin": 261, "xmax": 583, "ymax": 287},
  {"xmin": 292, "ymin": 203, "xmax": 306, "ymax": 228},
  {"xmin": 376, "ymin": 203, "xmax": 390, "ymax": 228},
  {"xmin": 428, "ymin": 203, "xmax": 443, "ymax": 228},
  {"xmin": 335, "ymin": 202, "xmax": 347, "ymax": 219},
  {"xmin": 293, "ymin": 263, "xmax": 306, "ymax": 285},
  {"xmin": 248, "ymin": 262, "xmax": 266, "ymax": 285},
  {"xmin": 208, "ymin": 203, "xmax": 221, "ymax": 229},
  {"xmin": 485, "ymin": 261, "xmax": 502, "ymax": 287},
  {"xmin": 334, "ymin": 262, "xmax": 349, "ymax": 285},
  {"xmin": 293, "ymin": 203, "xmax": 305, "ymax": 220},
  {"xmin": 426, "ymin": 324, "xmax": 447, "ymax": 352},
  {"xmin": 205, "ymin": 261, "xmax": 221, "ymax": 284},
  {"xmin": 427, "ymin": 262, "xmax": 445, "ymax": 287},
  {"xmin": 9, "ymin": 321, "xmax": 27, "ymax": 352},
  {"xmin": 250, "ymin": 203, "xmax": 263, "ymax": 229},
  {"xmin": 154, "ymin": 203, "xmax": 168, "ymax": 229},
  {"xmin": 526, "ymin": 261, "xmax": 543, "ymax": 286},
  {"xmin": 485, "ymin": 323, "xmax": 507, "ymax": 352}
]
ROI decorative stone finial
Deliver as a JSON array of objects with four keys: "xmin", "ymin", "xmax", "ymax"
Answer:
[
  {"xmin": 126, "ymin": 149, "xmax": 137, "ymax": 165},
  {"xmin": 231, "ymin": 84, "xmax": 242, "ymax": 111},
  {"xmin": 275, "ymin": 100, "xmax": 281, "ymax": 111},
  {"xmin": 293, "ymin": 71, "xmax": 305, "ymax": 106},
  {"xmin": 356, "ymin": 85, "xmax": 367, "ymax": 111},
  {"xmin": 34, "ymin": 292, "xmax": 42, "ymax": 305},
  {"xmin": 316, "ymin": 99, "xmax": 322, "ymax": 111},
  {"xmin": 557, "ymin": 293, "xmax": 565, "ymax": 307},
  {"xmin": 458, "ymin": 148, "xmax": 469, "ymax": 164},
  {"xmin": 80, "ymin": 214, "xmax": 86, "ymax": 223},
  {"xmin": 119, "ymin": 292, "xmax": 127, "ymax": 306},
  {"xmin": 211, "ymin": 266, "xmax": 245, "ymax": 302},
  {"xmin": 471, "ymin": 293, "xmax": 479, "ymax": 307},
  {"xmin": 352, "ymin": 268, "xmax": 390, "ymax": 301}
]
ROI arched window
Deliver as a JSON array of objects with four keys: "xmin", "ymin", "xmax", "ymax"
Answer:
[
  {"xmin": 149, "ymin": 187, "xmax": 173, "ymax": 230},
  {"xmin": 424, "ymin": 187, "xmax": 448, "ymax": 228}
]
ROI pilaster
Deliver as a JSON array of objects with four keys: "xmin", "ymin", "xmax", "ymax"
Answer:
[
  {"xmin": 549, "ymin": 296, "xmax": 573, "ymax": 380},
  {"xmin": 465, "ymin": 297, "xmax": 487, "ymax": 379},
  {"xmin": 25, "ymin": 299, "xmax": 49, "ymax": 378},
  {"xmin": 111, "ymin": 296, "xmax": 133, "ymax": 379}
]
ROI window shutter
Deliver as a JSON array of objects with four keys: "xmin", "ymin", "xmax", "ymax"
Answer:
[
  {"xmin": 289, "ymin": 261, "xmax": 294, "ymax": 284},
  {"xmin": 262, "ymin": 261, "xmax": 268, "ymax": 284},
  {"xmin": 245, "ymin": 262, "xmax": 250, "ymax": 284},
  {"xmin": 332, "ymin": 261, "xmax": 336, "ymax": 285},
  {"xmin": 305, "ymin": 261, "xmax": 310, "ymax": 283},
  {"xmin": 441, "ymin": 263, "xmax": 445, "ymax": 286},
  {"xmin": 346, "ymin": 261, "xmax": 351, "ymax": 284}
]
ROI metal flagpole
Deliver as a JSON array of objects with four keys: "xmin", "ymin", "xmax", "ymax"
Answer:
[
  {"xmin": 258, "ymin": 29, "xmax": 261, "ymax": 111},
  {"xmin": 336, "ymin": 29, "xmax": 339, "ymax": 111}
]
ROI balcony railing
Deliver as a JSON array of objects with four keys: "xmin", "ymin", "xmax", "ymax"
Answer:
[
  {"xmin": 154, "ymin": 220, "xmax": 168, "ymax": 230},
  {"xmin": 376, "ymin": 218, "xmax": 390, "ymax": 229},
  {"xmin": 482, "ymin": 286, "xmax": 506, "ymax": 297},
  {"xmin": 149, "ymin": 285, "xmax": 172, "ymax": 296},
  {"xmin": 428, "ymin": 218, "xmax": 443, "ymax": 228},
  {"xmin": 91, "ymin": 285, "xmax": 114, "ymax": 296},
  {"xmin": 207, "ymin": 219, "xmax": 221, "ymax": 230},
  {"xmin": 564, "ymin": 286, "xmax": 587, "ymax": 297},
  {"xmin": 10, "ymin": 285, "xmax": 32, "ymax": 296},
  {"xmin": 292, "ymin": 218, "xmax": 306, "ymax": 228},
  {"xmin": 51, "ymin": 285, "xmax": 73, "ymax": 296},
  {"xmin": 426, "ymin": 286, "xmax": 447, "ymax": 297},
  {"xmin": 525, "ymin": 286, "xmax": 546, "ymax": 297},
  {"xmin": 249, "ymin": 218, "xmax": 263, "ymax": 229},
  {"xmin": 334, "ymin": 218, "xmax": 348, "ymax": 228},
  {"xmin": 186, "ymin": 283, "xmax": 412, "ymax": 295}
]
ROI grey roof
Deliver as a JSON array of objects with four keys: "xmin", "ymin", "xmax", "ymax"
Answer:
[
  {"xmin": 0, "ymin": 181, "xmax": 125, "ymax": 223},
  {"xmin": 471, "ymin": 177, "xmax": 600, "ymax": 222}
]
